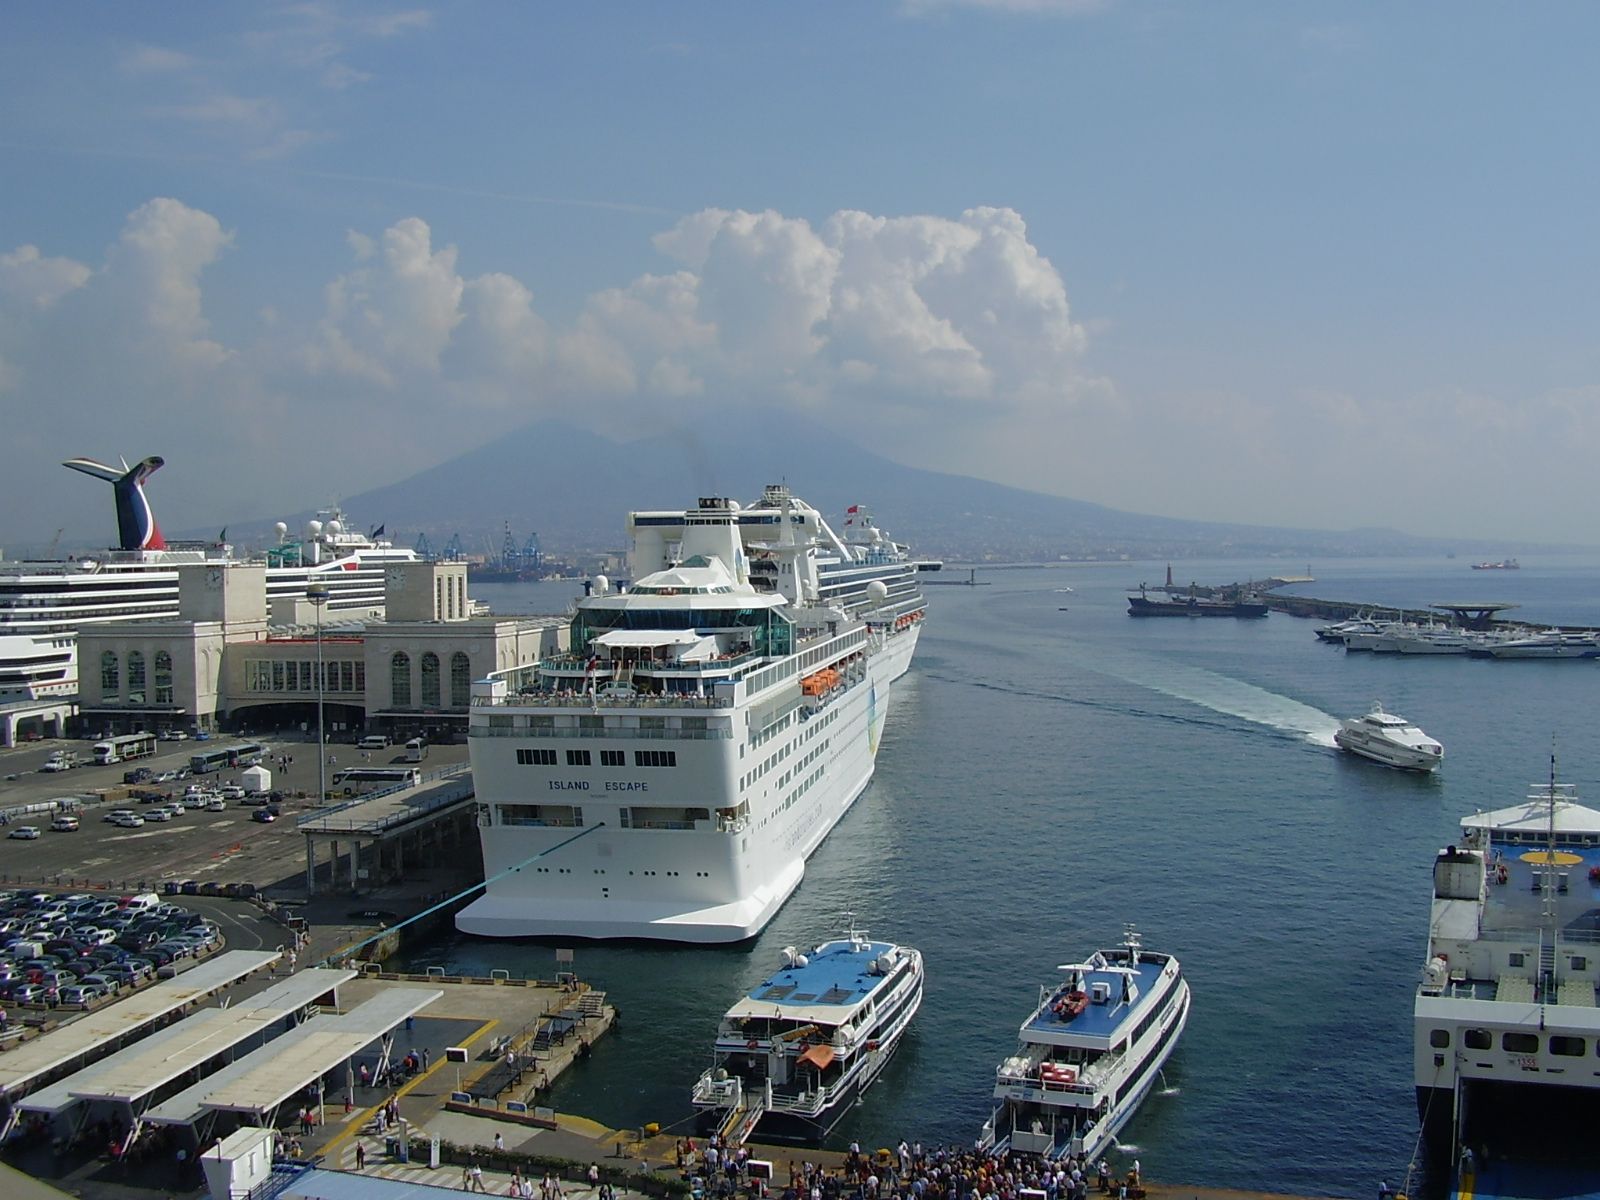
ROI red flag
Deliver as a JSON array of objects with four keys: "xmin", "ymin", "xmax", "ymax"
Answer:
[{"xmin": 846, "ymin": 505, "xmax": 859, "ymax": 513}]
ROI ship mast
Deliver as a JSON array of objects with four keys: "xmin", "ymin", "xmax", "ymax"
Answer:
[{"xmin": 1540, "ymin": 740, "xmax": 1559, "ymax": 1016}]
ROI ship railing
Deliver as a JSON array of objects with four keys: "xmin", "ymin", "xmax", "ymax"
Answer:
[
  {"xmin": 473, "ymin": 691, "xmax": 734, "ymax": 710},
  {"xmin": 501, "ymin": 817, "xmax": 583, "ymax": 828},
  {"xmin": 540, "ymin": 650, "xmax": 765, "ymax": 675},
  {"xmin": 469, "ymin": 724, "xmax": 731, "ymax": 740},
  {"xmin": 691, "ymin": 1073, "xmax": 740, "ymax": 1107},
  {"xmin": 1476, "ymin": 926, "xmax": 1600, "ymax": 946}
]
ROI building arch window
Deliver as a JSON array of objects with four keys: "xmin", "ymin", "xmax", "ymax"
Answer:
[
  {"xmin": 450, "ymin": 651, "xmax": 471, "ymax": 707},
  {"xmin": 154, "ymin": 651, "xmax": 174, "ymax": 705},
  {"xmin": 100, "ymin": 651, "xmax": 119, "ymax": 695},
  {"xmin": 391, "ymin": 651, "xmax": 412, "ymax": 707},
  {"xmin": 127, "ymin": 650, "xmax": 146, "ymax": 705},
  {"xmin": 420, "ymin": 652, "xmax": 441, "ymax": 707}
]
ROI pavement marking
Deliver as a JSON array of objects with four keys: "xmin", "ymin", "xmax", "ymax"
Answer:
[
  {"xmin": 110, "ymin": 827, "xmax": 202, "ymax": 840},
  {"xmin": 319, "ymin": 1016, "xmax": 500, "ymax": 1160}
]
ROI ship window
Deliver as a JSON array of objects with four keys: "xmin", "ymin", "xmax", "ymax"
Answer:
[
  {"xmin": 1464, "ymin": 1029, "xmax": 1491, "ymax": 1050},
  {"xmin": 1508, "ymin": 952, "xmax": 1525, "ymax": 968},
  {"xmin": 601, "ymin": 750, "xmax": 625, "ymax": 767},
  {"xmin": 1550, "ymin": 1036, "xmax": 1586, "ymax": 1057},
  {"xmin": 100, "ymin": 651, "xmax": 119, "ymax": 694},
  {"xmin": 1429, "ymin": 1029, "xmax": 1450, "ymax": 1048},
  {"xmin": 635, "ymin": 750, "xmax": 677, "ymax": 767},
  {"xmin": 154, "ymin": 651, "xmax": 173, "ymax": 704},
  {"xmin": 421, "ymin": 652, "xmax": 441, "ymax": 707},
  {"xmin": 517, "ymin": 749, "xmax": 556, "ymax": 766},
  {"xmin": 566, "ymin": 750, "xmax": 591, "ymax": 766},
  {"xmin": 1572, "ymin": 956, "xmax": 1588, "ymax": 972},
  {"xmin": 127, "ymin": 650, "xmax": 146, "ymax": 705},
  {"xmin": 391, "ymin": 652, "xmax": 411, "ymax": 706},
  {"xmin": 451, "ymin": 652, "xmax": 471, "ymax": 706},
  {"xmin": 1502, "ymin": 1032, "xmax": 1539, "ymax": 1054}
]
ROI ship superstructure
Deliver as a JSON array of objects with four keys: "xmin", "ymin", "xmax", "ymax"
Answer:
[
  {"xmin": 0, "ymin": 457, "xmax": 415, "ymax": 700},
  {"xmin": 456, "ymin": 486, "xmax": 926, "ymax": 943}
]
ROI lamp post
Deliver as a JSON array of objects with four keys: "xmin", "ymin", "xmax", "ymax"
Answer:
[{"xmin": 307, "ymin": 583, "xmax": 330, "ymax": 806}]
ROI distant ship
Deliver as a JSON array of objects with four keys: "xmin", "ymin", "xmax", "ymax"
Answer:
[
  {"xmin": 1127, "ymin": 586, "xmax": 1267, "ymax": 618},
  {"xmin": 1470, "ymin": 558, "xmax": 1520, "ymax": 570}
]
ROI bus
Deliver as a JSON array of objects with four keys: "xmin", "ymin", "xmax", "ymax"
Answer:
[
  {"xmin": 330, "ymin": 767, "xmax": 421, "ymax": 797},
  {"xmin": 404, "ymin": 737, "xmax": 429, "ymax": 763},
  {"xmin": 93, "ymin": 732, "xmax": 158, "ymax": 765},
  {"xmin": 189, "ymin": 742, "xmax": 269, "ymax": 774}
]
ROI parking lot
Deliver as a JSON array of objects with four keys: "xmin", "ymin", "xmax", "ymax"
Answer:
[{"xmin": 0, "ymin": 735, "xmax": 470, "ymax": 894}]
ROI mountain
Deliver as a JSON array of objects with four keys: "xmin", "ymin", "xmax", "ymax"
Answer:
[{"xmin": 196, "ymin": 419, "xmax": 1521, "ymax": 563}]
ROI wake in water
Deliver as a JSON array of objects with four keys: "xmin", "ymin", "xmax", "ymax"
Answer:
[{"xmin": 1093, "ymin": 654, "xmax": 1342, "ymax": 747}]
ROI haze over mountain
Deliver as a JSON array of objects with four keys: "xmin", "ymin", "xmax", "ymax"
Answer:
[{"xmin": 203, "ymin": 420, "xmax": 1541, "ymax": 564}]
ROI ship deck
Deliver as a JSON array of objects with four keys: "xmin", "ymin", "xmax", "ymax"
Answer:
[
  {"xmin": 1023, "ymin": 958, "xmax": 1169, "ymax": 1041},
  {"xmin": 1458, "ymin": 1160, "xmax": 1600, "ymax": 1200},
  {"xmin": 746, "ymin": 940, "xmax": 900, "ymax": 1009},
  {"xmin": 1481, "ymin": 841, "xmax": 1600, "ymax": 941}
]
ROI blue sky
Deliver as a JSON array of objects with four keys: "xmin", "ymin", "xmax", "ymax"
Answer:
[{"xmin": 2, "ymin": 2, "xmax": 1598, "ymax": 546}]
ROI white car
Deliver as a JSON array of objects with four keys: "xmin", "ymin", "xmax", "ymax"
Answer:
[
  {"xmin": 205, "ymin": 798, "xmax": 227, "ymax": 812},
  {"xmin": 219, "ymin": 786, "xmax": 246, "ymax": 801},
  {"xmin": 104, "ymin": 809, "xmax": 137, "ymax": 823},
  {"xmin": 144, "ymin": 808, "xmax": 172, "ymax": 822},
  {"xmin": 7, "ymin": 827, "xmax": 40, "ymax": 840},
  {"xmin": 39, "ymin": 758, "xmax": 71, "ymax": 772},
  {"xmin": 182, "ymin": 794, "xmax": 209, "ymax": 809},
  {"xmin": 50, "ymin": 816, "xmax": 80, "ymax": 832},
  {"xmin": 113, "ymin": 814, "xmax": 146, "ymax": 829},
  {"xmin": 162, "ymin": 730, "xmax": 190, "ymax": 741}
]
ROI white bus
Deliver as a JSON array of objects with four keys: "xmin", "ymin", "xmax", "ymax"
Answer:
[
  {"xmin": 404, "ymin": 738, "xmax": 429, "ymax": 763},
  {"xmin": 189, "ymin": 742, "xmax": 269, "ymax": 774},
  {"xmin": 92, "ymin": 732, "xmax": 158, "ymax": 765},
  {"xmin": 331, "ymin": 767, "xmax": 421, "ymax": 796}
]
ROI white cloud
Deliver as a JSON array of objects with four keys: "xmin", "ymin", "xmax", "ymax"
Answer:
[
  {"xmin": 0, "ymin": 245, "xmax": 91, "ymax": 309},
  {"xmin": 103, "ymin": 198, "xmax": 234, "ymax": 371},
  {"xmin": 121, "ymin": 44, "xmax": 196, "ymax": 73}
]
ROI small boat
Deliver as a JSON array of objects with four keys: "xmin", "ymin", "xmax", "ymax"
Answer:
[
  {"xmin": 1333, "ymin": 702, "xmax": 1443, "ymax": 772},
  {"xmin": 1470, "ymin": 558, "xmax": 1520, "ymax": 570},
  {"xmin": 690, "ymin": 922, "xmax": 923, "ymax": 1142},
  {"xmin": 1127, "ymin": 586, "xmax": 1268, "ymax": 618},
  {"xmin": 979, "ymin": 926, "xmax": 1189, "ymax": 1163}
]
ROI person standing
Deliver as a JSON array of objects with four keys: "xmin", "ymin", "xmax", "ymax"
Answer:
[{"xmin": 355, "ymin": 1142, "xmax": 367, "ymax": 1171}]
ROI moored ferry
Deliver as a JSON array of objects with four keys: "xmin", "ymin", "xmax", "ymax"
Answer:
[
  {"xmin": 980, "ymin": 927, "xmax": 1189, "ymax": 1163},
  {"xmin": 690, "ymin": 923, "xmax": 924, "ymax": 1141},
  {"xmin": 1414, "ymin": 766, "xmax": 1600, "ymax": 1189},
  {"xmin": 456, "ymin": 486, "xmax": 926, "ymax": 943}
]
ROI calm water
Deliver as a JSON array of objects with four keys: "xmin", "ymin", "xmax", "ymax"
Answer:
[{"xmin": 404, "ymin": 557, "xmax": 1600, "ymax": 1195}]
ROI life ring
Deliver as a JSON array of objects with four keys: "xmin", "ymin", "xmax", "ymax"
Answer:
[{"xmin": 747, "ymin": 1040, "xmax": 759, "ymax": 1050}]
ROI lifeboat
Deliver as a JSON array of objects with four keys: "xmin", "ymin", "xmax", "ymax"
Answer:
[
  {"xmin": 1039, "ymin": 1061, "xmax": 1078, "ymax": 1087},
  {"xmin": 800, "ymin": 668, "xmax": 841, "ymax": 697}
]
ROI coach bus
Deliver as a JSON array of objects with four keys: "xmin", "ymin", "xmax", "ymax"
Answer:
[
  {"xmin": 189, "ymin": 742, "xmax": 269, "ymax": 774},
  {"xmin": 92, "ymin": 732, "xmax": 158, "ymax": 765},
  {"xmin": 330, "ymin": 767, "xmax": 422, "ymax": 797}
]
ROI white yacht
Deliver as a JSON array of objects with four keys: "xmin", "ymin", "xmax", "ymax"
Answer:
[
  {"xmin": 980, "ymin": 927, "xmax": 1189, "ymax": 1164},
  {"xmin": 1415, "ymin": 769, "xmax": 1600, "ymax": 1186},
  {"xmin": 0, "ymin": 456, "xmax": 416, "ymax": 701},
  {"xmin": 1333, "ymin": 703, "xmax": 1443, "ymax": 772},
  {"xmin": 690, "ymin": 923, "xmax": 923, "ymax": 1141},
  {"xmin": 1480, "ymin": 631, "xmax": 1600, "ymax": 660},
  {"xmin": 456, "ymin": 486, "xmax": 926, "ymax": 942}
]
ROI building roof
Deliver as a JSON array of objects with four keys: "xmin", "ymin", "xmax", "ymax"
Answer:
[
  {"xmin": 16, "ymin": 968, "xmax": 354, "ymax": 1115},
  {"xmin": 0, "ymin": 950, "xmax": 280, "ymax": 1099}
]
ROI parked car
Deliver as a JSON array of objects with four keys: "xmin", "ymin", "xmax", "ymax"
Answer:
[
  {"xmin": 219, "ymin": 786, "xmax": 245, "ymax": 801},
  {"xmin": 78, "ymin": 972, "xmax": 120, "ymax": 994},
  {"xmin": 104, "ymin": 809, "xmax": 136, "ymax": 824},
  {"xmin": 49, "ymin": 816, "xmax": 80, "ymax": 833},
  {"xmin": 112, "ymin": 814, "xmax": 145, "ymax": 829},
  {"xmin": 251, "ymin": 809, "xmax": 277, "ymax": 823},
  {"xmin": 7, "ymin": 827, "xmax": 39, "ymax": 841},
  {"xmin": 122, "ymin": 767, "xmax": 153, "ymax": 785},
  {"xmin": 205, "ymin": 798, "xmax": 227, "ymax": 812},
  {"xmin": 8, "ymin": 983, "xmax": 45, "ymax": 1004},
  {"xmin": 162, "ymin": 730, "xmax": 190, "ymax": 741},
  {"xmin": 58, "ymin": 984, "xmax": 103, "ymax": 1005},
  {"xmin": 143, "ymin": 808, "xmax": 172, "ymax": 823},
  {"xmin": 154, "ymin": 771, "xmax": 178, "ymax": 783}
]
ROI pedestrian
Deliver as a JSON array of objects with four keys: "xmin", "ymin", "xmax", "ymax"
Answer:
[
  {"xmin": 494, "ymin": 1132, "xmax": 505, "ymax": 1152},
  {"xmin": 356, "ymin": 1142, "xmax": 367, "ymax": 1171},
  {"xmin": 471, "ymin": 1163, "xmax": 486, "ymax": 1193},
  {"xmin": 588, "ymin": 1163, "xmax": 600, "ymax": 1189},
  {"xmin": 422, "ymin": 1047, "xmax": 431, "ymax": 1069}
]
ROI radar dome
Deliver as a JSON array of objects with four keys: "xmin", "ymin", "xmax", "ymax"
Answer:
[
  {"xmin": 593, "ymin": 574, "xmax": 610, "ymax": 595},
  {"xmin": 866, "ymin": 580, "xmax": 889, "ymax": 605},
  {"xmin": 306, "ymin": 519, "xmax": 324, "ymax": 538},
  {"xmin": 274, "ymin": 521, "xmax": 289, "ymax": 538},
  {"xmin": 325, "ymin": 519, "xmax": 343, "ymax": 535}
]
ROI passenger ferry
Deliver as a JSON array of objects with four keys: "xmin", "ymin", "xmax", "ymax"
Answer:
[
  {"xmin": 980, "ymin": 928, "xmax": 1190, "ymax": 1163},
  {"xmin": 1414, "ymin": 763, "xmax": 1600, "ymax": 1188},
  {"xmin": 0, "ymin": 456, "xmax": 415, "ymax": 700},
  {"xmin": 690, "ymin": 923, "xmax": 923, "ymax": 1141},
  {"xmin": 457, "ymin": 486, "xmax": 926, "ymax": 942}
]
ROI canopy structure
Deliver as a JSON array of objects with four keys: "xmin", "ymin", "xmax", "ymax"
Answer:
[
  {"xmin": 144, "ymin": 987, "xmax": 440, "ymax": 1134},
  {"xmin": 0, "ymin": 951, "xmax": 280, "ymax": 1105},
  {"xmin": 593, "ymin": 629, "xmax": 702, "ymax": 648},
  {"xmin": 1430, "ymin": 601, "xmax": 1520, "ymax": 631},
  {"xmin": 17, "ymin": 969, "xmax": 354, "ymax": 1119},
  {"xmin": 798, "ymin": 1044, "xmax": 836, "ymax": 1070}
]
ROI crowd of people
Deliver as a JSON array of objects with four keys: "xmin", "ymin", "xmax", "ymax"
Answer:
[{"xmin": 676, "ymin": 1137, "xmax": 1146, "ymax": 1200}]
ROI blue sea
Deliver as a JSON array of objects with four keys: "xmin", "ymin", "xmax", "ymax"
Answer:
[{"xmin": 402, "ymin": 556, "xmax": 1600, "ymax": 1196}]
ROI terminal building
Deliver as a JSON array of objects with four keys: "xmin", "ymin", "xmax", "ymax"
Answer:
[{"xmin": 75, "ymin": 562, "xmax": 565, "ymax": 744}]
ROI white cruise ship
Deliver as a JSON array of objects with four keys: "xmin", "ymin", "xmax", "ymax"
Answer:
[
  {"xmin": 457, "ymin": 486, "xmax": 926, "ymax": 943},
  {"xmin": 0, "ymin": 456, "xmax": 416, "ymax": 700},
  {"xmin": 1414, "ymin": 766, "xmax": 1600, "ymax": 1186}
]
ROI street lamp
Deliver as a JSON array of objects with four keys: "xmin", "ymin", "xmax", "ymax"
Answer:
[{"xmin": 307, "ymin": 583, "xmax": 330, "ymax": 805}]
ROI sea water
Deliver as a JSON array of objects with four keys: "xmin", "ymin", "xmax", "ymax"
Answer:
[{"xmin": 404, "ymin": 557, "xmax": 1600, "ymax": 1196}]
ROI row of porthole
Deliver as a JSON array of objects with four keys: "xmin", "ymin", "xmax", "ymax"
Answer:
[
  {"xmin": 532, "ymin": 866, "xmax": 710, "ymax": 878},
  {"xmin": 1433, "ymin": 1027, "xmax": 1596, "ymax": 1056}
]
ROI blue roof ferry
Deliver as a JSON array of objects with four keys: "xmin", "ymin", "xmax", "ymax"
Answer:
[
  {"xmin": 691, "ymin": 925, "xmax": 924, "ymax": 1141},
  {"xmin": 980, "ymin": 928, "xmax": 1190, "ymax": 1163}
]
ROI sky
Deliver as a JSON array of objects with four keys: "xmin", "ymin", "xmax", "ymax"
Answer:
[{"xmin": 2, "ymin": 2, "xmax": 1598, "ymax": 549}]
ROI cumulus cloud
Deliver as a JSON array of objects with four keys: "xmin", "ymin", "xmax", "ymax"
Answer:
[
  {"xmin": 0, "ymin": 245, "xmax": 91, "ymax": 309},
  {"xmin": 103, "ymin": 198, "xmax": 234, "ymax": 371}
]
